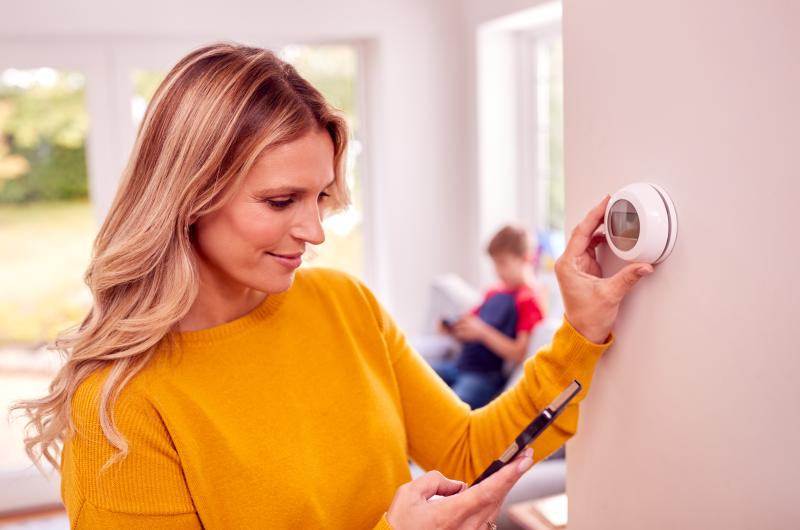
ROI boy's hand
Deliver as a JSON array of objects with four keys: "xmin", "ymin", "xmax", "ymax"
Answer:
[
  {"xmin": 438, "ymin": 321, "xmax": 453, "ymax": 336},
  {"xmin": 452, "ymin": 315, "xmax": 489, "ymax": 342}
]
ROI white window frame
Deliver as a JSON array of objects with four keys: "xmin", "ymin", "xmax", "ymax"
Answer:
[{"xmin": 475, "ymin": 2, "xmax": 562, "ymax": 285}]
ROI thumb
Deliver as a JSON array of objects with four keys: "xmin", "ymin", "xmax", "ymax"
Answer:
[
  {"xmin": 410, "ymin": 471, "xmax": 467, "ymax": 500},
  {"xmin": 608, "ymin": 262, "xmax": 653, "ymax": 301},
  {"xmin": 465, "ymin": 448, "xmax": 534, "ymax": 504}
]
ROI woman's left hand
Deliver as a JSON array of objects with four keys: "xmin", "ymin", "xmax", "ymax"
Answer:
[{"xmin": 555, "ymin": 195, "xmax": 654, "ymax": 344}]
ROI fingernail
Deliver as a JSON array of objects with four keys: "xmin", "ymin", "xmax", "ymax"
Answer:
[
  {"xmin": 517, "ymin": 449, "xmax": 534, "ymax": 472},
  {"xmin": 517, "ymin": 456, "xmax": 533, "ymax": 473},
  {"xmin": 637, "ymin": 266, "xmax": 653, "ymax": 277}
]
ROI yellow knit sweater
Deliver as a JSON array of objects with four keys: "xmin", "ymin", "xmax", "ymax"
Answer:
[{"xmin": 61, "ymin": 267, "xmax": 612, "ymax": 529}]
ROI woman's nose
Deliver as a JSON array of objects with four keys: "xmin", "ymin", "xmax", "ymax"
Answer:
[{"xmin": 294, "ymin": 204, "xmax": 325, "ymax": 245}]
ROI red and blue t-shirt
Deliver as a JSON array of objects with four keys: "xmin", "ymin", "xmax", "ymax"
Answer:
[{"xmin": 456, "ymin": 284, "xmax": 543, "ymax": 373}]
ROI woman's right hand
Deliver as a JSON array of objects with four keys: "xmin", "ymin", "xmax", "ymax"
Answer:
[
  {"xmin": 386, "ymin": 448, "xmax": 534, "ymax": 530},
  {"xmin": 555, "ymin": 196, "xmax": 654, "ymax": 343}
]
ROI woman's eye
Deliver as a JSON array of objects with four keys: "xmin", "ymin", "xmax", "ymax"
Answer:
[
  {"xmin": 262, "ymin": 191, "xmax": 328, "ymax": 210},
  {"xmin": 266, "ymin": 198, "xmax": 294, "ymax": 209}
]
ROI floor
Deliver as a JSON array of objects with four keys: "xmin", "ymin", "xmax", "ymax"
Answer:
[
  {"xmin": 0, "ymin": 508, "xmax": 68, "ymax": 530},
  {"xmin": 0, "ymin": 348, "xmax": 66, "ymax": 527}
]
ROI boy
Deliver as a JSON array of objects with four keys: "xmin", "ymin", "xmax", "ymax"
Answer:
[{"xmin": 433, "ymin": 225, "xmax": 543, "ymax": 409}]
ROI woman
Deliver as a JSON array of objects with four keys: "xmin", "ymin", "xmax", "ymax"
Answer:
[{"xmin": 13, "ymin": 43, "xmax": 653, "ymax": 529}]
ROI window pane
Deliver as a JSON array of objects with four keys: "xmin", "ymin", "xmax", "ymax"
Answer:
[
  {"xmin": 280, "ymin": 45, "xmax": 364, "ymax": 279},
  {"xmin": 533, "ymin": 36, "xmax": 565, "ymax": 273},
  {"xmin": 131, "ymin": 70, "xmax": 166, "ymax": 128},
  {"xmin": 0, "ymin": 68, "xmax": 94, "ymax": 346},
  {"xmin": 0, "ymin": 68, "xmax": 94, "ymax": 471},
  {"xmin": 537, "ymin": 36, "xmax": 564, "ymax": 233}
]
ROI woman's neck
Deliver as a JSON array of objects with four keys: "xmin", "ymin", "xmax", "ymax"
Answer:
[{"xmin": 178, "ymin": 259, "xmax": 267, "ymax": 332}]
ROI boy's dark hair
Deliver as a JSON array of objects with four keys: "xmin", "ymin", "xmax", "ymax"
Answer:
[{"xmin": 487, "ymin": 225, "xmax": 529, "ymax": 258}]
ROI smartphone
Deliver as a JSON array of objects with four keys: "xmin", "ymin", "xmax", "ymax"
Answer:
[{"xmin": 470, "ymin": 380, "xmax": 583, "ymax": 486}]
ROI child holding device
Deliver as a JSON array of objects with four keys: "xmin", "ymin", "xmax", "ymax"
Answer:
[{"xmin": 434, "ymin": 225, "xmax": 543, "ymax": 409}]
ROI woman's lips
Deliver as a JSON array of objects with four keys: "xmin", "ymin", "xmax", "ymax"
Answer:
[{"xmin": 266, "ymin": 252, "xmax": 303, "ymax": 270}]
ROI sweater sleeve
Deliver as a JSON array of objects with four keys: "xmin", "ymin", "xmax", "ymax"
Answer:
[
  {"xmin": 359, "ymin": 283, "xmax": 613, "ymax": 483},
  {"xmin": 61, "ymin": 370, "xmax": 202, "ymax": 529}
]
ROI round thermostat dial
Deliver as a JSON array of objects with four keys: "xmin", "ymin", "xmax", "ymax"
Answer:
[{"xmin": 604, "ymin": 182, "xmax": 677, "ymax": 264}]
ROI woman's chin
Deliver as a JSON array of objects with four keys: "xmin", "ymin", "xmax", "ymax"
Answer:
[{"xmin": 259, "ymin": 270, "xmax": 296, "ymax": 294}]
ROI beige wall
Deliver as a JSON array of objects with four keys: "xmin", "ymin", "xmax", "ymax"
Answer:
[{"xmin": 563, "ymin": 0, "xmax": 800, "ymax": 528}]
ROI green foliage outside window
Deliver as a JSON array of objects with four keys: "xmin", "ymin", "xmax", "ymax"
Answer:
[{"xmin": 0, "ymin": 70, "xmax": 89, "ymax": 203}]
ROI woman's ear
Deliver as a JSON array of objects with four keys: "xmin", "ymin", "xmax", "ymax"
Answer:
[
  {"xmin": 186, "ymin": 209, "xmax": 202, "ymax": 229},
  {"xmin": 186, "ymin": 221, "xmax": 197, "ymax": 243}
]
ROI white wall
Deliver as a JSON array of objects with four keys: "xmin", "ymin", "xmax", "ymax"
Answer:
[
  {"xmin": 0, "ymin": 0, "xmax": 472, "ymax": 333},
  {"xmin": 563, "ymin": 1, "xmax": 800, "ymax": 528}
]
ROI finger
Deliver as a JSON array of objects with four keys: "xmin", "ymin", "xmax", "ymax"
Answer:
[
  {"xmin": 485, "ymin": 506, "xmax": 502, "ymax": 528},
  {"xmin": 462, "ymin": 512, "xmax": 501, "ymax": 530},
  {"xmin": 564, "ymin": 196, "xmax": 610, "ymax": 258},
  {"xmin": 409, "ymin": 471, "xmax": 467, "ymax": 500},
  {"xmin": 450, "ymin": 449, "xmax": 534, "ymax": 529},
  {"xmin": 588, "ymin": 231, "xmax": 606, "ymax": 251},
  {"xmin": 454, "ymin": 326, "xmax": 471, "ymax": 338},
  {"xmin": 606, "ymin": 262, "xmax": 654, "ymax": 302},
  {"xmin": 587, "ymin": 232, "xmax": 606, "ymax": 261},
  {"xmin": 461, "ymin": 448, "xmax": 534, "ymax": 508}
]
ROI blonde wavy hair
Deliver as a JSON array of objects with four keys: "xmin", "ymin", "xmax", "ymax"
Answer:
[{"xmin": 11, "ymin": 42, "xmax": 350, "ymax": 472}]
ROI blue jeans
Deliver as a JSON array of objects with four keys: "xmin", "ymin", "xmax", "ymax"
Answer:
[{"xmin": 430, "ymin": 358, "xmax": 507, "ymax": 410}]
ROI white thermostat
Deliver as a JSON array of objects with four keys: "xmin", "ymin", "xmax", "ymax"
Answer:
[{"xmin": 604, "ymin": 182, "xmax": 677, "ymax": 264}]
